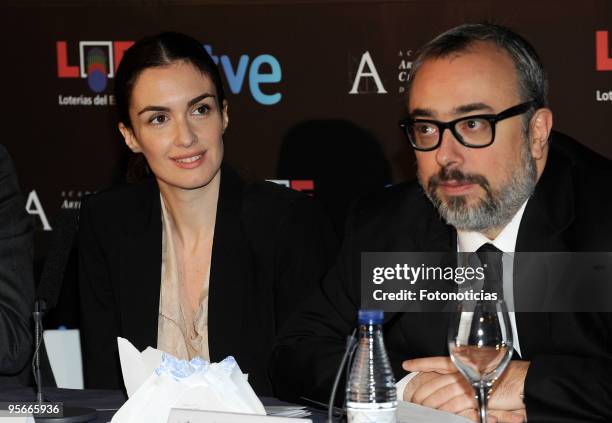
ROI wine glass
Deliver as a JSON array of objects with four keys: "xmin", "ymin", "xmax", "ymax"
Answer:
[{"xmin": 447, "ymin": 300, "xmax": 513, "ymax": 423}]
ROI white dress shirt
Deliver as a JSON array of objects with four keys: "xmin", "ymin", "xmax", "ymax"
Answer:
[{"xmin": 396, "ymin": 200, "xmax": 529, "ymax": 401}]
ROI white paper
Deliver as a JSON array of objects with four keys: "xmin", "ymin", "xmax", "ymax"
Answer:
[
  {"xmin": 398, "ymin": 401, "xmax": 472, "ymax": 423},
  {"xmin": 168, "ymin": 408, "xmax": 312, "ymax": 423},
  {"xmin": 43, "ymin": 329, "xmax": 84, "ymax": 389},
  {"xmin": 0, "ymin": 416, "xmax": 35, "ymax": 423}
]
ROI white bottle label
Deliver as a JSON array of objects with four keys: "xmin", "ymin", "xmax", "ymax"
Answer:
[{"xmin": 347, "ymin": 407, "xmax": 397, "ymax": 423}]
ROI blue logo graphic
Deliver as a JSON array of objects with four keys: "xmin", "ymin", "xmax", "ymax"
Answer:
[
  {"xmin": 86, "ymin": 47, "xmax": 108, "ymax": 93},
  {"xmin": 204, "ymin": 45, "xmax": 282, "ymax": 106}
]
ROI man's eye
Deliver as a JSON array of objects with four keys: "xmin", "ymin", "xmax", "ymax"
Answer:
[
  {"xmin": 415, "ymin": 123, "xmax": 437, "ymax": 136},
  {"xmin": 150, "ymin": 114, "xmax": 168, "ymax": 125},
  {"xmin": 462, "ymin": 119, "xmax": 486, "ymax": 131}
]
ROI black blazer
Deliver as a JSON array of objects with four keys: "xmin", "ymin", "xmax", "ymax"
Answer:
[
  {"xmin": 78, "ymin": 165, "xmax": 337, "ymax": 395},
  {"xmin": 271, "ymin": 134, "xmax": 612, "ymax": 422},
  {"xmin": 0, "ymin": 145, "xmax": 34, "ymax": 382}
]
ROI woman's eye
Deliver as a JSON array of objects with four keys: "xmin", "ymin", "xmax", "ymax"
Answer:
[
  {"xmin": 150, "ymin": 114, "xmax": 168, "ymax": 125},
  {"xmin": 193, "ymin": 104, "xmax": 210, "ymax": 115}
]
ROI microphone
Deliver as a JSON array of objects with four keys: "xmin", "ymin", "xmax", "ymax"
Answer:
[
  {"xmin": 327, "ymin": 328, "xmax": 357, "ymax": 423},
  {"xmin": 32, "ymin": 208, "xmax": 97, "ymax": 423}
]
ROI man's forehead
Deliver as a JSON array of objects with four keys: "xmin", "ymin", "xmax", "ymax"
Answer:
[
  {"xmin": 410, "ymin": 103, "xmax": 496, "ymax": 119},
  {"xmin": 408, "ymin": 43, "xmax": 519, "ymax": 116}
]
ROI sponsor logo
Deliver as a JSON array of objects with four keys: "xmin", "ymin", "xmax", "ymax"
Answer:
[
  {"xmin": 56, "ymin": 40, "xmax": 133, "ymax": 107},
  {"xmin": 349, "ymin": 51, "xmax": 388, "ymax": 94},
  {"xmin": 25, "ymin": 190, "xmax": 94, "ymax": 232},
  {"xmin": 26, "ymin": 191, "xmax": 51, "ymax": 231},
  {"xmin": 348, "ymin": 50, "xmax": 414, "ymax": 95},
  {"xmin": 596, "ymin": 30, "xmax": 612, "ymax": 71},
  {"xmin": 268, "ymin": 179, "xmax": 314, "ymax": 196},
  {"xmin": 596, "ymin": 90, "xmax": 612, "ymax": 102},
  {"xmin": 397, "ymin": 50, "xmax": 414, "ymax": 93},
  {"xmin": 61, "ymin": 190, "xmax": 93, "ymax": 210},
  {"xmin": 205, "ymin": 45, "xmax": 282, "ymax": 105},
  {"xmin": 57, "ymin": 40, "xmax": 133, "ymax": 92},
  {"xmin": 594, "ymin": 31, "xmax": 611, "ymax": 102},
  {"xmin": 56, "ymin": 41, "xmax": 282, "ymax": 106}
]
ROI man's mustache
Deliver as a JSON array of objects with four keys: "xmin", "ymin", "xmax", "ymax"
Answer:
[{"xmin": 428, "ymin": 167, "xmax": 491, "ymax": 194}]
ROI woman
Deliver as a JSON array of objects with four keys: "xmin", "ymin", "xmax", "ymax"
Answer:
[{"xmin": 78, "ymin": 32, "xmax": 337, "ymax": 395}]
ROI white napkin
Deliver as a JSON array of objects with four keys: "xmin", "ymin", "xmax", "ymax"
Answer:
[
  {"xmin": 117, "ymin": 337, "xmax": 164, "ymax": 398},
  {"xmin": 112, "ymin": 337, "xmax": 266, "ymax": 423}
]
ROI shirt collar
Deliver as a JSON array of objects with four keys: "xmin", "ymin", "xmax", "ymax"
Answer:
[{"xmin": 457, "ymin": 200, "xmax": 529, "ymax": 253}]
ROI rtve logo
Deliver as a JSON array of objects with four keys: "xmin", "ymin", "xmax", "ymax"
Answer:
[
  {"xmin": 596, "ymin": 30, "xmax": 612, "ymax": 71},
  {"xmin": 56, "ymin": 41, "xmax": 283, "ymax": 104},
  {"xmin": 205, "ymin": 45, "xmax": 282, "ymax": 106}
]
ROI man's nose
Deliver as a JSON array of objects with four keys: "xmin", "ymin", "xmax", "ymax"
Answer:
[{"xmin": 435, "ymin": 127, "xmax": 465, "ymax": 169}]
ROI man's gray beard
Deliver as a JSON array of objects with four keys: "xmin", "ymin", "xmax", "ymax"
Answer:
[{"xmin": 420, "ymin": 143, "xmax": 537, "ymax": 232}]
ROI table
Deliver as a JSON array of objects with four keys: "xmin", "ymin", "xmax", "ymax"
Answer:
[{"xmin": 0, "ymin": 387, "xmax": 331, "ymax": 422}]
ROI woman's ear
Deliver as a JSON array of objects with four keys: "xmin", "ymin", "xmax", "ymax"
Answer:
[
  {"xmin": 222, "ymin": 100, "xmax": 229, "ymax": 133},
  {"xmin": 118, "ymin": 123, "xmax": 142, "ymax": 153}
]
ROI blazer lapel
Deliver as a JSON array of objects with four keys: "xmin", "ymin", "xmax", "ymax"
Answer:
[
  {"xmin": 207, "ymin": 165, "xmax": 251, "ymax": 362},
  {"xmin": 118, "ymin": 178, "xmax": 163, "ymax": 351}
]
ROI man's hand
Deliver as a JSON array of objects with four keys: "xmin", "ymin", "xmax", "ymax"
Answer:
[{"xmin": 402, "ymin": 357, "xmax": 529, "ymax": 422}]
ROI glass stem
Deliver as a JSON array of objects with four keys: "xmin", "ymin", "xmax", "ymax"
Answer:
[{"xmin": 475, "ymin": 383, "xmax": 488, "ymax": 423}]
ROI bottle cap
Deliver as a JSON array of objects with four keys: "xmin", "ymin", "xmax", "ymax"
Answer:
[{"xmin": 358, "ymin": 309, "xmax": 384, "ymax": 325}]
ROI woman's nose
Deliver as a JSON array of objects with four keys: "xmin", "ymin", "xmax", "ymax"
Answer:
[{"xmin": 174, "ymin": 117, "xmax": 197, "ymax": 148}]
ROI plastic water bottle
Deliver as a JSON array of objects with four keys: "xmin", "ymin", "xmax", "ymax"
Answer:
[{"xmin": 346, "ymin": 309, "xmax": 397, "ymax": 423}]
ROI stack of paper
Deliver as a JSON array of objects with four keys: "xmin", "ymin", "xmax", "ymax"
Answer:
[{"xmin": 265, "ymin": 406, "xmax": 311, "ymax": 418}]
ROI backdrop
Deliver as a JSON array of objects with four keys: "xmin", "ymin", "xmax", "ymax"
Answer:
[{"xmin": 0, "ymin": 0, "xmax": 610, "ymax": 325}]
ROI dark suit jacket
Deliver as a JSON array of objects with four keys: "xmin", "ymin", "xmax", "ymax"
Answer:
[
  {"xmin": 78, "ymin": 165, "xmax": 337, "ymax": 395},
  {"xmin": 0, "ymin": 145, "xmax": 34, "ymax": 382},
  {"xmin": 271, "ymin": 135, "xmax": 612, "ymax": 422}
]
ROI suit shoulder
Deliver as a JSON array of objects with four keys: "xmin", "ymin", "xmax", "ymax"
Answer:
[
  {"xmin": 572, "ymin": 165, "xmax": 612, "ymax": 213},
  {"xmin": 81, "ymin": 177, "xmax": 157, "ymax": 218},
  {"xmin": 241, "ymin": 180, "xmax": 332, "ymax": 235},
  {"xmin": 243, "ymin": 180, "xmax": 314, "ymax": 214},
  {"xmin": 350, "ymin": 180, "xmax": 431, "ymax": 223},
  {"xmin": 246, "ymin": 180, "xmax": 309, "ymax": 201}
]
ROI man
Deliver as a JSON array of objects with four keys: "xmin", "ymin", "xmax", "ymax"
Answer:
[
  {"xmin": 271, "ymin": 24, "xmax": 612, "ymax": 422},
  {"xmin": 0, "ymin": 144, "xmax": 34, "ymax": 384}
]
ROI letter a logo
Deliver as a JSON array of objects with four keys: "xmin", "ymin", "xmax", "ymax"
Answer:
[
  {"xmin": 349, "ymin": 51, "xmax": 388, "ymax": 94},
  {"xmin": 26, "ymin": 190, "xmax": 52, "ymax": 231}
]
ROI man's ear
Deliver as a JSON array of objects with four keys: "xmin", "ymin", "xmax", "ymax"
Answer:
[
  {"xmin": 529, "ymin": 108, "xmax": 553, "ymax": 160},
  {"xmin": 222, "ymin": 100, "xmax": 229, "ymax": 133},
  {"xmin": 118, "ymin": 123, "xmax": 142, "ymax": 153}
]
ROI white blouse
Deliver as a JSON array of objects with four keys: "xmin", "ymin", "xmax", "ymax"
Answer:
[{"xmin": 156, "ymin": 195, "xmax": 211, "ymax": 361}]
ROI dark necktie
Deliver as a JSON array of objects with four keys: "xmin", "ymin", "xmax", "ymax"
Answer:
[{"xmin": 476, "ymin": 243, "xmax": 504, "ymax": 300}]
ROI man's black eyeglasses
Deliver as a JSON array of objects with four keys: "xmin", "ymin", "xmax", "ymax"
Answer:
[{"xmin": 399, "ymin": 101, "xmax": 536, "ymax": 151}]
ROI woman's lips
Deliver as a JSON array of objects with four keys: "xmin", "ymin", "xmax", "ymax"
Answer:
[{"xmin": 171, "ymin": 152, "xmax": 205, "ymax": 169}]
